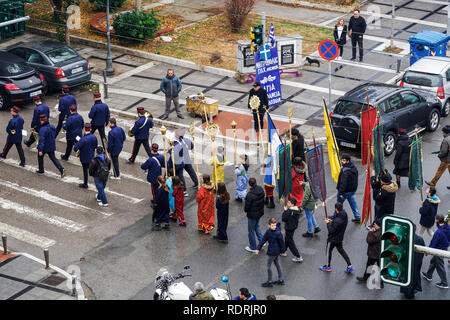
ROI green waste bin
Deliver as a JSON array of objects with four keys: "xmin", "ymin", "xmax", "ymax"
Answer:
[{"xmin": 0, "ymin": 0, "xmax": 25, "ymax": 40}]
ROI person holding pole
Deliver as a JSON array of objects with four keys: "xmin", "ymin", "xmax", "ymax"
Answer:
[
  {"xmin": 107, "ymin": 118, "xmax": 126, "ymax": 179},
  {"xmin": 336, "ymin": 154, "xmax": 361, "ymax": 222},
  {"xmin": 248, "ymin": 82, "xmax": 268, "ymax": 133},
  {"xmin": 425, "ymin": 125, "xmax": 450, "ymax": 189}
]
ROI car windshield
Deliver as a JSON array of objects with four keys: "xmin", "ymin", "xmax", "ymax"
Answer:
[
  {"xmin": 0, "ymin": 62, "xmax": 33, "ymax": 76},
  {"xmin": 334, "ymin": 100, "xmax": 369, "ymax": 116},
  {"xmin": 45, "ymin": 46, "xmax": 78, "ymax": 63},
  {"xmin": 403, "ymin": 71, "xmax": 442, "ymax": 87}
]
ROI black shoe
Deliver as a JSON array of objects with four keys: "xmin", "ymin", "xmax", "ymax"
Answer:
[
  {"xmin": 160, "ymin": 114, "xmax": 168, "ymax": 120},
  {"xmin": 302, "ymin": 232, "xmax": 313, "ymax": 238},
  {"xmin": 126, "ymin": 159, "xmax": 134, "ymax": 164},
  {"xmin": 19, "ymin": 163, "xmax": 25, "ymax": 167},
  {"xmin": 267, "ymin": 196, "xmax": 275, "ymax": 208},
  {"xmin": 24, "ymin": 141, "xmax": 31, "ymax": 147},
  {"xmin": 359, "ymin": 57, "xmax": 363, "ymax": 62},
  {"xmin": 60, "ymin": 155, "xmax": 68, "ymax": 161},
  {"xmin": 0, "ymin": 155, "xmax": 5, "ymax": 159},
  {"xmin": 274, "ymin": 280, "xmax": 285, "ymax": 285},
  {"xmin": 397, "ymin": 180, "xmax": 401, "ymax": 188},
  {"xmin": 192, "ymin": 184, "xmax": 198, "ymax": 188},
  {"xmin": 152, "ymin": 224, "xmax": 162, "ymax": 231},
  {"xmin": 356, "ymin": 276, "xmax": 367, "ymax": 282},
  {"xmin": 314, "ymin": 227, "xmax": 321, "ymax": 234},
  {"xmin": 352, "ymin": 219, "xmax": 361, "ymax": 223},
  {"xmin": 262, "ymin": 281, "xmax": 273, "ymax": 287},
  {"xmin": 177, "ymin": 114, "xmax": 184, "ymax": 119},
  {"xmin": 162, "ymin": 224, "xmax": 170, "ymax": 230},
  {"xmin": 35, "ymin": 170, "xmax": 44, "ymax": 174},
  {"xmin": 235, "ymin": 198, "xmax": 242, "ymax": 202},
  {"xmin": 60, "ymin": 169, "xmax": 66, "ymax": 178},
  {"xmin": 78, "ymin": 183, "xmax": 88, "ymax": 189},
  {"xmin": 264, "ymin": 197, "xmax": 269, "ymax": 205},
  {"xmin": 350, "ymin": 57, "xmax": 356, "ymax": 61},
  {"xmin": 447, "ymin": 186, "xmax": 450, "ymax": 190}
]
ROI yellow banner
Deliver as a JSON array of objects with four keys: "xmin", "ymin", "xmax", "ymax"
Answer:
[{"xmin": 323, "ymin": 100, "xmax": 341, "ymax": 182}]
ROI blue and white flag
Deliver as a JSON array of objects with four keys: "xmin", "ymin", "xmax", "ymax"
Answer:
[
  {"xmin": 259, "ymin": 44, "xmax": 271, "ymax": 61},
  {"xmin": 267, "ymin": 23, "xmax": 275, "ymax": 48},
  {"xmin": 264, "ymin": 113, "xmax": 283, "ymax": 189}
]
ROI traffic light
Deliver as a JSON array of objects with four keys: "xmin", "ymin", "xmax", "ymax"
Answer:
[
  {"xmin": 250, "ymin": 27, "xmax": 255, "ymax": 52},
  {"xmin": 380, "ymin": 215, "xmax": 415, "ymax": 287},
  {"xmin": 252, "ymin": 24, "xmax": 264, "ymax": 46}
]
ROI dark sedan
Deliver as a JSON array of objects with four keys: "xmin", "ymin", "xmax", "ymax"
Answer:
[
  {"xmin": 7, "ymin": 40, "xmax": 92, "ymax": 92},
  {"xmin": 0, "ymin": 51, "xmax": 46, "ymax": 110}
]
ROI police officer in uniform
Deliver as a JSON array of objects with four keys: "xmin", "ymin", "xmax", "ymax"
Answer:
[
  {"xmin": 107, "ymin": 118, "xmax": 126, "ymax": 179},
  {"xmin": 55, "ymin": 85, "xmax": 77, "ymax": 137},
  {"xmin": 247, "ymin": 81, "xmax": 268, "ymax": 132},
  {"xmin": 36, "ymin": 114, "xmax": 66, "ymax": 177},
  {"xmin": 88, "ymin": 92, "xmax": 110, "ymax": 151},
  {"xmin": 127, "ymin": 107, "xmax": 153, "ymax": 163},
  {"xmin": 61, "ymin": 105, "xmax": 84, "ymax": 161},
  {"xmin": 1, "ymin": 106, "xmax": 25, "ymax": 166},
  {"xmin": 74, "ymin": 123, "xmax": 98, "ymax": 189},
  {"xmin": 24, "ymin": 96, "xmax": 50, "ymax": 147},
  {"xmin": 141, "ymin": 143, "xmax": 165, "ymax": 206}
]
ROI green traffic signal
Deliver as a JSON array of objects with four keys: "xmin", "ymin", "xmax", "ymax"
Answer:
[{"xmin": 252, "ymin": 24, "xmax": 264, "ymax": 46}]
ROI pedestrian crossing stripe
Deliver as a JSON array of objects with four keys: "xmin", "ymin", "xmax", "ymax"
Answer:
[{"xmin": 0, "ymin": 222, "xmax": 56, "ymax": 248}]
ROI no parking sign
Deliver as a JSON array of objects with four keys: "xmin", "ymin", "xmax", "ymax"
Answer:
[{"xmin": 318, "ymin": 39, "xmax": 339, "ymax": 61}]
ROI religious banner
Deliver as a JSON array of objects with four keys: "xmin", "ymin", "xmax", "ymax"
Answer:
[{"xmin": 255, "ymin": 47, "xmax": 282, "ymax": 108}]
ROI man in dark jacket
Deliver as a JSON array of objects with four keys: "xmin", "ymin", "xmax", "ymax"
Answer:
[
  {"xmin": 36, "ymin": 115, "xmax": 66, "ymax": 178},
  {"xmin": 127, "ymin": 107, "xmax": 153, "ymax": 163},
  {"xmin": 107, "ymin": 118, "xmax": 126, "ymax": 179},
  {"xmin": 319, "ymin": 203, "xmax": 354, "ymax": 273},
  {"xmin": 233, "ymin": 288, "xmax": 257, "ymax": 300},
  {"xmin": 426, "ymin": 125, "xmax": 450, "ymax": 188},
  {"xmin": 401, "ymin": 233, "xmax": 426, "ymax": 299},
  {"xmin": 89, "ymin": 146, "xmax": 111, "ymax": 207},
  {"xmin": 393, "ymin": 128, "xmax": 411, "ymax": 187},
  {"xmin": 24, "ymin": 96, "xmax": 50, "ymax": 147},
  {"xmin": 160, "ymin": 69, "xmax": 183, "ymax": 120},
  {"xmin": 248, "ymin": 82, "xmax": 268, "ymax": 132},
  {"xmin": 88, "ymin": 92, "xmax": 110, "ymax": 150},
  {"xmin": 291, "ymin": 128, "xmax": 305, "ymax": 162},
  {"xmin": 176, "ymin": 129, "xmax": 198, "ymax": 189},
  {"xmin": 336, "ymin": 154, "xmax": 361, "ymax": 222},
  {"xmin": 141, "ymin": 143, "xmax": 165, "ymax": 207},
  {"xmin": 348, "ymin": 9, "xmax": 366, "ymax": 62},
  {"xmin": 61, "ymin": 105, "xmax": 84, "ymax": 161},
  {"xmin": 281, "ymin": 197, "xmax": 303, "ymax": 263},
  {"xmin": 418, "ymin": 187, "xmax": 440, "ymax": 237},
  {"xmin": 244, "ymin": 178, "xmax": 265, "ymax": 253},
  {"xmin": 371, "ymin": 170, "xmax": 398, "ymax": 221},
  {"xmin": 357, "ymin": 220, "xmax": 381, "ymax": 282},
  {"xmin": 1, "ymin": 106, "xmax": 25, "ymax": 166},
  {"xmin": 55, "ymin": 85, "xmax": 77, "ymax": 137},
  {"xmin": 74, "ymin": 123, "xmax": 98, "ymax": 189},
  {"xmin": 422, "ymin": 214, "xmax": 450, "ymax": 289}
]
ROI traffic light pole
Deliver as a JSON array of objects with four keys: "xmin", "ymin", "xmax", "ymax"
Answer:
[
  {"xmin": 414, "ymin": 245, "xmax": 450, "ymax": 259},
  {"xmin": 261, "ymin": 12, "xmax": 266, "ymax": 45}
]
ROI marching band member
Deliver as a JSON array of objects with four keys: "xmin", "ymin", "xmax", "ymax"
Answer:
[
  {"xmin": 88, "ymin": 92, "xmax": 110, "ymax": 150},
  {"xmin": 127, "ymin": 107, "xmax": 153, "ymax": 164},
  {"xmin": 36, "ymin": 114, "xmax": 65, "ymax": 177},
  {"xmin": 107, "ymin": 118, "xmax": 126, "ymax": 179},
  {"xmin": 1, "ymin": 106, "xmax": 25, "ymax": 166},
  {"xmin": 55, "ymin": 85, "xmax": 77, "ymax": 137},
  {"xmin": 74, "ymin": 123, "xmax": 98, "ymax": 189},
  {"xmin": 61, "ymin": 105, "xmax": 84, "ymax": 161},
  {"xmin": 24, "ymin": 96, "xmax": 50, "ymax": 147}
]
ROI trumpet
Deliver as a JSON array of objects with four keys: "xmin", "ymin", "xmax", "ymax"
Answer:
[{"xmin": 128, "ymin": 127, "xmax": 134, "ymax": 137}]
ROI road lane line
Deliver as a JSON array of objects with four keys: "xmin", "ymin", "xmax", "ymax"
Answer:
[
  {"xmin": 0, "ymin": 222, "xmax": 56, "ymax": 248},
  {"xmin": 359, "ymin": 10, "xmax": 447, "ymax": 28},
  {"xmin": 280, "ymin": 79, "xmax": 347, "ymax": 96}
]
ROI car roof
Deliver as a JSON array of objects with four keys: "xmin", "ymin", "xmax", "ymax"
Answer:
[
  {"xmin": 12, "ymin": 40, "xmax": 66, "ymax": 53},
  {"xmin": 342, "ymin": 83, "xmax": 402, "ymax": 104},
  {"xmin": 408, "ymin": 56, "xmax": 450, "ymax": 74},
  {"xmin": 0, "ymin": 50, "xmax": 26, "ymax": 63}
]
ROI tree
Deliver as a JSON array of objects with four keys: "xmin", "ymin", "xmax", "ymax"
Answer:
[
  {"xmin": 224, "ymin": 0, "xmax": 255, "ymax": 33},
  {"xmin": 390, "ymin": 0, "xmax": 395, "ymax": 49},
  {"xmin": 48, "ymin": 0, "xmax": 79, "ymax": 44}
]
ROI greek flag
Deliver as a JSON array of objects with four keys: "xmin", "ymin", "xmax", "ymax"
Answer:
[
  {"xmin": 264, "ymin": 113, "xmax": 282, "ymax": 189},
  {"xmin": 268, "ymin": 23, "xmax": 275, "ymax": 48}
]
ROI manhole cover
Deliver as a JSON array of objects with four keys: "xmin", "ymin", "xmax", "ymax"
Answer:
[{"xmin": 41, "ymin": 275, "xmax": 66, "ymax": 286}]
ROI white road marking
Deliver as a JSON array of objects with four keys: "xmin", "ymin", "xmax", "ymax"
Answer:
[
  {"xmin": 0, "ymin": 222, "xmax": 56, "ymax": 248},
  {"xmin": 280, "ymin": 79, "xmax": 347, "ymax": 96},
  {"xmin": 331, "ymin": 59, "xmax": 397, "ymax": 74},
  {"xmin": 0, "ymin": 178, "xmax": 112, "ymax": 217},
  {"xmin": 0, "ymin": 198, "xmax": 86, "ymax": 232},
  {"xmin": 359, "ymin": 10, "xmax": 447, "ymax": 28},
  {"xmin": 409, "ymin": 0, "xmax": 449, "ymax": 6},
  {"xmin": 109, "ymin": 62, "xmax": 157, "ymax": 85}
]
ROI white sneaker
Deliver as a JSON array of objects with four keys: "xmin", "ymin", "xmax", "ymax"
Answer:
[
  {"xmin": 336, "ymin": 56, "xmax": 342, "ymax": 60},
  {"xmin": 184, "ymin": 191, "xmax": 189, "ymax": 197},
  {"xmin": 110, "ymin": 175, "xmax": 121, "ymax": 180},
  {"xmin": 98, "ymin": 202, "xmax": 108, "ymax": 207},
  {"xmin": 96, "ymin": 198, "xmax": 102, "ymax": 203},
  {"xmin": 245, "ymin": 246, "xmax": 257, "ymax": 253},
  {"xmin": 292, "ymin": 256, "xmax": 304, "ymax": 263}
]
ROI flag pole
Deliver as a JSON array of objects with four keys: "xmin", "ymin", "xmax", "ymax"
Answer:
[
  {"xmin": 160, "ymin": 126, "xmax": 168, "ymax": 179},
  {"xmin": 189, "ymin": 122, "xmax": 200, "ymax": 190},
  {"xmin": 322, "ymin": 98, "xmax": 341, "ymax": 165},
  {"xmin": 376, "ymin": 110, "xmax": 383, "ymax": 176},
  {"xmin": 312, "ymin": 128, "xmax": 328, "ymax": 219},
  {"xmin": 414, "ymin": 127, "xmax": 423, "ymax": 201},
  {"xmin": 288, "ymin": 106, "xmax": 293, "ymax": 160},
  {"xmin": 231, "ymin": 120, "xmax": 237, "ymax": 166}
]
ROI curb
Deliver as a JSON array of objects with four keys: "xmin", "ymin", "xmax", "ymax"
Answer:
[{"xmin": 266, "ymin": 0, "xmax": 360, "ymax": 13}]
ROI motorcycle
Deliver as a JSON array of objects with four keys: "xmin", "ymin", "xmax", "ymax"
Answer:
[{"xmin": 153, "ymin": 266, "xmax": 231, "ymax": 300}]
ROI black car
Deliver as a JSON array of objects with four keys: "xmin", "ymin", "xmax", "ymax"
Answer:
[
  {"xmin": 330, "ymin": 83, "xmax": 442, "ymax": 155},
  {"xmin": 7, "ymin": 40, "xmax": 92, "ymax": 92},
  {"xmin": 0, "ymin": 51, "xmax": 46, "ymax": 110}
]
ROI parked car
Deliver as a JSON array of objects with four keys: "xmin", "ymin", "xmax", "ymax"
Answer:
[
  {"xmin": 0, "ymin": 51, "xmax": 46, "ymax": 110},
  {"xmin": 400, "ymin": 56, "xmax": 450, "ymax": 117},
  {"xmin": 7, "ymin": 40, "xmax": 92, "ymax": 92},
  {"xmin": 330, "ymin": 83, "xmax": 442, "ymax": 156}
]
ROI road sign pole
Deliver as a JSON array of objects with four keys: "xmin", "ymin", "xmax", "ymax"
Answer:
[
  {"xmin": 328, "ymin": 61, "xmax": 332, "ymax": 107},
  {"xmin": 261, "ymin": 12, "xmax": 266, "ymax": 45}
]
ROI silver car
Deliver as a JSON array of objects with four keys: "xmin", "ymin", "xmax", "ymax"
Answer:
[{"xmin": 400, "ymin": 56, "xmax": 450, "ymax": 117}]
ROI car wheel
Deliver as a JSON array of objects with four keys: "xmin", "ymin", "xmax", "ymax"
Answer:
[
  {"xmin": 426, "ymin": 109, "xmax": 440, "ymax": 132},
  {"xmin": 383, "ymin": 131, "xmax": 396, "ymax": 156},
  {"xmin": 0, "ymin": 94, "xmax": 6, "ymax": 110},
  {"xmin": 442, "ymin": 100, "xmax": 450, "ymax": 117}
]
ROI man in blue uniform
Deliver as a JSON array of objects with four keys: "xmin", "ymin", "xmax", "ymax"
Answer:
[
  {"xmin": 88, "ymin": 92, "xmax": 110, "ymax": 151},
  {"xmin": 141, "ymin": 143, "xmax": 165, "ymax": 206},
  {"xmin": 24, "ymin": 96, "xmax": 50, "ymax": 147},
  {"xmin": 1, "ymin": 106, "xmax": 25, "ymax": 166},
  {"xmin": 55, "ymin": 85, "xmax": 77, "ymax": 137},
  {"xmin": 37, "ymin": 114, "xmax": 66, "ymax": 177},
  {"xmin": 74, "ymin": 123, "xmax": 98, "ymax": 189},
  {"xmin": 167, "ymin": 135, "xmax": 186, "ymax": 195},
  {"xmin": 127, "ymin": 107, "xmax": 153, "ymax": 163},
  {"xmin": 175, "ymin": 129, "xmax": 198, "ymax": 189},
  {"xmin": 61, "ymin": 105, "xmax": 84, "ymax": 161},
  {"xmin": 107, "ymin": 118, "xmax": 126, "ymax": 179}
]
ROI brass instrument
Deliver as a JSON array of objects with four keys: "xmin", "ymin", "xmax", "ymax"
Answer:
[
  {"xmin": 128, "ymin": 127, "xmax": 134, "ymax": 137},
  {"xmin": 31, "ymin": 128, "xmax": 39, "ymax": 144},
  {"xmin": 128, "ymin": 111, "xmax": 153, "ymax": 137},
  {"xmin": 10, "ymin": 129, "xmax": 16, "ymax": 135},
  {"xmin": 75, "ymin": 150, "xmax": 80, "ymax": 158}
]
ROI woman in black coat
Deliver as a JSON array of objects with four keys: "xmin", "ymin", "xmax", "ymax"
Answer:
[
  {"xmin": 334, "ymin": 18, "xmax": 347, "ymax": 60},
  {"xmin": 393, "ymin": 128, "xmax": 412, "ymax": 187},
  {"xmin": 214, "ymin": 182, "xmax": 230, "ymax": 243}
]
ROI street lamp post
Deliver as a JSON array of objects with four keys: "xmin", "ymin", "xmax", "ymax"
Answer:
[{"xmin": 105, "ymin": 0, "xmax": 114, "ymax": 76}]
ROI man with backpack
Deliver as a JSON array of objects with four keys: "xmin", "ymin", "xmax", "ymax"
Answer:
[{"xmin": 89, "ymin": 146, "xmax": 111, "ymax": 207}]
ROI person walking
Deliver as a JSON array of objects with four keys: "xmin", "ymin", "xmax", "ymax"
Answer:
[
  {"xmin": 36, "ymin": 115, "xmax": 66, "ymax": 177},
  {"xmin": 60, "ymin": 105, "xmax": 84, "ymax": 161},
  {"xmin": 152, "ymin": 175, "xmax": 170, "ymax": 231},
  {"xmin": 419, "ymin": 187, "xmax": 440, "ymax": 237},
  {"xmin": 300, "ymin": 181, "xmax": 320, "ymax": 238},
  {"xmin": 167, "ymin": 134, "xmax": 187, "ymax": 196},
  {"xmin": 107, "ymin": 118, "xmax": 126, "ymax": 179},
  {"xmin": 127, "ymin": 107, "xmax": 153, "ymax": 164},
  {"xmin": 291, "ymin": 128, "xmax": 305, "ymax": 162},
  {"xmin": 88, "ymin": 92, "xmax": 110, "ymax": 150},
  {"xmin": 244, "ymin": 177, "xmax": 265, "ymax": 253},
  {"xmin": 371, "ymin": 170, "xmax": 398, "ymax": 221},
  {"xmin": 281, "ymin": 197, "xmax": 303, "ymax": 263},
  {"xmin": 334, "ymin": 18, "xmax": 347, "ymax": 60},
  {"xmin": 233, "ymin": 288, "xmax": 257, "ymax": 300},
  {"xmin": 248, "ymin": 82, "xmax": 268, "ymax": 133},
  {"xmin": 422, "ymin": 214, "xmax": 450, "ymax": 289},
  {"xmin": 172, "ymin": 176, "xmax": 186, "ymax": 227},
  {"xmin": 176, "ymin": 129, "xmax": 198, "ymax": 188},
  {"xmin": 400, "ymin": 233, "xmax": 426, "ymax": 299},
  {"xmin": 141, "ymin": 143, "xmax": 165, "ymax": 208},
  {"xmin": 291, "ymin": 157, "xmax": 306, "ymax": 206},
  {"xmin": 336, "ymin": 154, "xmax": 361, "ymax": 222},
  {"xmin": 211, "ymin": 146, "xmax": 226, "ymax": 187},
  {"xmin": 356, "ymin": 220, "xmax": 381, "ymax": 282},
  {"xmin": 189, "ymin": 282, "xmax": 214, "ymax": 300},
  {"xmin": 319, "ymin": 203, "xmax": 354, "ymax": 273},
  {"xmin": 425, "ymin": 125, "xmax": 450, "ymax": 188},
  {"xmin": 160, "ymin": 69, "xmax": 183, "ymax": 120},
  {"xmin": 24, "ymin": 96, "xmax": 49, "ymax": 148},
  {"xmin": 74, "ymin": 123, "xmax": 98, "ymax": 189},
  {"xmin": 88, "ymin": 146, "xmax": 111, "ymax": 207},
  {"xmin": 235, "ymin": 154, "xmax": 249, "ymax": 202},
  {"xmin": 196, "ymin": 174, "xmax": 215, "ymax": 234},
  {"xmin": 348, "ymin": 9, "xmax": 366, "ymax": 62},
  {"xmin": 55, "ymin": 85, "xmax": 77, "ymax": 137},
  {"xmin": 256, "ymin": 218, "xmax": 286, "ymax": 287},
  {"xmin": 393, "ymin": 128, "xmax": 411, "ymax": 187},
  {"xmin": 214, "ymin": 182, "xmax": 230, "ymax": 243},
  {"xmin": 1, "ymin": 106, "xmax": 25, "ymax": 166}
]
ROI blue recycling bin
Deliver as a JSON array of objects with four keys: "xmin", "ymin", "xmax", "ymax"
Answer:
[{"xmin": 408, "ymin": 30, "xmax": 450, "ymax": 65}]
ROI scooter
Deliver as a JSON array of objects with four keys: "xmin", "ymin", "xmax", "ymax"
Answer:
[{"xmin": 153, "ymin": 266, "xmax": 231, "ymax": 300}]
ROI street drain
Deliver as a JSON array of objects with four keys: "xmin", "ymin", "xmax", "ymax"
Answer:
[{"xmin": 41, "ymin": 275, "xmax": 66, "ymax": 286}]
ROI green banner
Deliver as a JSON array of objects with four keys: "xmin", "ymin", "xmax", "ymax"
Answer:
[
  {"xmin": 408, "ymin": 137, "xmax": 423, "ymax": 191},
  {"xmin": 373, "ymin": 121, "xmax": 385, "ymax": 177},
  {"xmin": 277, "ymin": 143, "xmax": 292, "ymax": 199}
]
